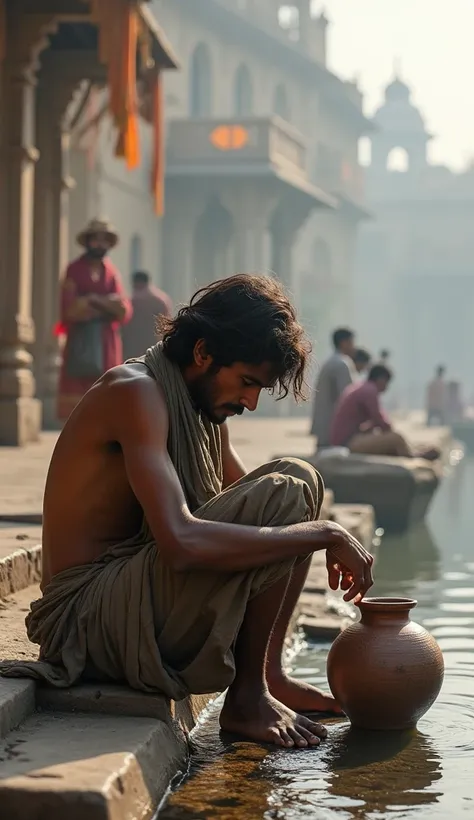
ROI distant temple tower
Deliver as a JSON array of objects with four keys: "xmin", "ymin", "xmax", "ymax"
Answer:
[{"xmin": 370, "ymin": 75, "xmax": 431, "ymax": 175}]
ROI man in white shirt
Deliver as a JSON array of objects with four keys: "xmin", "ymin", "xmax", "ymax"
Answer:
[
  {"xmin": 310, "ymin": 328, "xmax": 357, "ymax": 448},
  {"xmin": 426, "ymin": 365, "xmax": 447, "ymax": 426}
]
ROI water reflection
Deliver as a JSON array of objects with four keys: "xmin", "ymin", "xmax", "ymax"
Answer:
[
  {"xmin": 159, "ymin": 460, "xmax": 474, "ymax": 819},
  {"xmin": 373, "ymin": 523, "xmax": 441, "ymax": 590},
  {"xmin": 266, "ymin": 723, "xmax": 442, "ymax": 818}
]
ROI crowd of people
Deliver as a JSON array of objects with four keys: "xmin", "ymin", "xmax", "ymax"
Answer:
[
  {"xmin": 310, "ymin": 328, "xmax": 440, "ymax": 461},
  {"xmin": 56, "ymin": 218, "xmax": 172, "ymax": 421}
]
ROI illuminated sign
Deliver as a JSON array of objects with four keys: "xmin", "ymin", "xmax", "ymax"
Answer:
[{"xmin": 210, "ymin": 124, "xmax": 249, "ymax": 151}]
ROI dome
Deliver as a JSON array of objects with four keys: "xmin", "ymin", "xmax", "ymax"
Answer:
[
  {"xmin": 385, "ymin": 77, "xmax": 410, "ymax": 103},
  {"xmin": 373, "ymin": 76, "xmax": 427, "ymax": 135}
]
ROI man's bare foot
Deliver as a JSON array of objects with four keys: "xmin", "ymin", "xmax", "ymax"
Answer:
[
  {"xmin": 220, "ymin": 686, "xmax": 328, "ymax": 748},
  {"xmin": 267, "ymin": 672, "xmax": 344, "ymax": 715}
]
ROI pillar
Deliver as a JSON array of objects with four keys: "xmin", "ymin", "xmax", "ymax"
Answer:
[
  {"xmin": 220, "ymin": 187, "xmax": 276, "ymax": 273},
  {"xmin": 271, "ymin": 228, "xmax": 294, "ymax": 292},
  {"xmin": 0, "ymin": 12, "xmax": 57, "ymax": 445},
  {"xmin": 33, "ymin": 68, "xmax": 76, "ymax": 429},
  {"xmin": 270, "ymin": 198, "xmax": 307, "ymax": 294},
  {"xmin": 162, "ymin": 190, "xmax": 203, "ymax": 303}
]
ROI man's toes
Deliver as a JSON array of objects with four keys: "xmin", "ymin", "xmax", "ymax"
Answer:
[
  {"xmin": 268, "ymin": 727, "xmax": 287, "ymax": 746},
  {"xmin": 287, "ymin": 727, "xmax": 309, "ymax": 747},
  {"xmin": 300, "ymin": 717, "xmax": 328, "ymax": 739},
  {"xmin": 297, "ymin": 725, "xmax": 322, "ymax": 745},
  {"xmin": 277, "ymin": 728, "xmax": 295, "ymax": 747}
]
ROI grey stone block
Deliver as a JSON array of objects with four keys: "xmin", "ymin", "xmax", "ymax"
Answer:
[
  {"xmin": 0, "ymin": 678, "xmax": 35, "ymax": 740},
  {"xmin": 311, "ymin": 453, "xmax": 440, "ymax": 534}
]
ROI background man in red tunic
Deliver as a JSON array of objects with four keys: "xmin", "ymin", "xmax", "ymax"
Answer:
[{"xmin": 57, "ymin": 218, "xmax": 132, "ymax": 421}]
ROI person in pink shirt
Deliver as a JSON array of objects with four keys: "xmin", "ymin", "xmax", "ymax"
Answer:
[{"xmin": 330, "ymin": 365, "xmax": 439, "ymax": 460}]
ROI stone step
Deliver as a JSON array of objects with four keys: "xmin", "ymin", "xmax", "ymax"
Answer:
[
  {"xmin": 0, "ymin": 584, "xmax": 215, "ymax": 818},
  {"xmin": 331, "ymin": 502, "xmax": 375, "ymax": 551},
  {"xmin": 0, "ymin": 711, "xmax": 186, "ymax": 820},
  {"xmin": 0, "ymin": 586, "xmax": 41, "ymax": 741},
  {"xmin": 0, "ymin": 679, "xmax": 35, "ymax": 741}
]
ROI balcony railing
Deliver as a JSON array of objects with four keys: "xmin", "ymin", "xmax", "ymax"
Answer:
[{"xmin": 166, "ymin": 116, "xmax": 308, "ymax": 180}]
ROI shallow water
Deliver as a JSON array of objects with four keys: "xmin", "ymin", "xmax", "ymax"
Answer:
[{"xmin": 158, "ymin": 457, "xmax": 474, "ymax": 819}]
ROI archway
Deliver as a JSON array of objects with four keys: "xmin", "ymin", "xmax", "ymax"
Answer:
[
  {"xmin": 233, "ymin": 64, "xmax": 253, "ymax": 116},
  {"xmin": 189, "ymin": 43, "xmax": 213, "ymax": 117},
  {"xmin": 273, "ymin": 82, "xmax": 290, "ymax": 121},
  {"xmin": 193, "ymin": 197, "xmax": 233, "ymax": 288},
  {"xmin": 387, "ymin": 147, "xmax": 409, "ymax": 172}
]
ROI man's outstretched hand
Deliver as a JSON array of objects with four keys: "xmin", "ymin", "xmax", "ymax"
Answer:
[{"xmin": 323, "ymin": 523, "xmax": 374, "ymax": 603}]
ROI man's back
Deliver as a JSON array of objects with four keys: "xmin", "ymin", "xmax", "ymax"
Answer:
[
  {"xmin": 330, "ymin": 379, "xmax": 388, "ymax": 446},
  {"xmin": 310, "ymin": 353, "xmax": 355, "ymax": 445},
  {"xmin": 122, "ymin": 285, "xmax": 172, "ymax": 360},
  {"xmin": 42, "ymin": 362, "xmax": 155, "ymax": 587}
]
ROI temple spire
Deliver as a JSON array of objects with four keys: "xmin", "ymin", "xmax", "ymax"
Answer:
[{"xmin": 393, "ymin": 56, "xmax": 402, "ymax": 78}]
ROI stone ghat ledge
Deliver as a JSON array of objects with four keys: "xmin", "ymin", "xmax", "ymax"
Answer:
[
  {"xmin": 0, "ymin": 679, "xmax": 215, "ymax": 820},
  {"xmin": 0, "ymin": 711, "xmax": 188, "ymax": 820},
  {"xmin": 0, "ymin": 585, "xmax": 216, "ymax": 819}
]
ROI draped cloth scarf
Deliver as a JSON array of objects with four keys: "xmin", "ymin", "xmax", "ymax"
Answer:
[{"xmin": 0, "ymin": 345, "xmax": 323, "ymax": 700}]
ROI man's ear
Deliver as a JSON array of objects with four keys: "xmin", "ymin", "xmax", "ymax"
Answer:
[{"xmin": 193, "ymin": 338, "xmax": 212, "ymax": 368}]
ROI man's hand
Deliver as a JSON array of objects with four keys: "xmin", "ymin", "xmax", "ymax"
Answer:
[{"xmin": 322, "ymin": 522, "xmax": 374, "ymax": 603}]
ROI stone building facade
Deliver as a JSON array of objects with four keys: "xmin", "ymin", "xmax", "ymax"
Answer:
[
  {"xmin": 355, "ymin": 76, "xmax": 474, "ymax": 409},
  {"xmin": 0, "ymin": 0, "xmax": 177, "ymax": 445},
  {"xmin": 73, "ymin": 0, "xmax": 370, "ymax": 390}
]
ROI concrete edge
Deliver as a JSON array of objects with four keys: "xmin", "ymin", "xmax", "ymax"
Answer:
[
  {"xmin": 0, "ymin": 679, "xmax": 36, "ymax": 740},
  {"xmin": 0, "ymin": 713, "xmax": 189, "ymax": 820},
  {"xmin": 0, "ymin": 545, "xmax": 42, "ymax": 599}
]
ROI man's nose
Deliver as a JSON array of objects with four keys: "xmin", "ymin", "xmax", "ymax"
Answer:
[{"xmin": 240, "ymin": 389, "xmax": 261, "ymax": 412}]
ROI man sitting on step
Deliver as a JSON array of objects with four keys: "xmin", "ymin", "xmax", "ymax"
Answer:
[
  {"xmin": 1, "ymin": 275, "xmax": 373, "ymax": 749},
  {"xmin": 330, "ymin": 364, "xmax": 439, "ymax": 460}
]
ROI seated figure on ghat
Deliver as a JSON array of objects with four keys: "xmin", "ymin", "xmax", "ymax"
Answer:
[
  {"xmin": 330, "ymin": 364, "xmax": 440, "ymax": 461},
  {"xmin": 1, "ymin": 274, "xmax": 374, "ymax": 749}
]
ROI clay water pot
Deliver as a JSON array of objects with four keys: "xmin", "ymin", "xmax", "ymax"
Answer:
[{"xmin": 327, "ymin": 597, "xmax": 444, "ymax": 730}]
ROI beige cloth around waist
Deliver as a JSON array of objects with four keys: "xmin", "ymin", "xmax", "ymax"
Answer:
[{"xmin": 0, "ymin": 457, "xmax": 323, "ymax": 701}]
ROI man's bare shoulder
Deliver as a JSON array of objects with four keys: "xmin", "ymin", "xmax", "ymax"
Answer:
[
  {"xmin": 100, "ymin": 363, "xmax": 167, "ymax": 416},
  {"xmin": 69, "ymin": 362, "xmax": 169, "ymax": 446}
]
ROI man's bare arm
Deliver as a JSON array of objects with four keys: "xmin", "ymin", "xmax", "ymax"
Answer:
[
  {"xmin": 111, "ymin": 375, "xmax": 373, "ymax": 600},
  {"xmin": 221, "ymin": 422, "xmax": 247, "ymax": 487}
]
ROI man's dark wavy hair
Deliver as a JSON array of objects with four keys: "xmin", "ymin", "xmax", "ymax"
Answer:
[{"xmin": 160, "ymin": 274, "xmax": 311, "ymax": 401}]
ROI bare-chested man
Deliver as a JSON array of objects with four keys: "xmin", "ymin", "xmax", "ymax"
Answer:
[{"xmin": 3, "ymin": 275, "xmax": 373, "ymax": 750}]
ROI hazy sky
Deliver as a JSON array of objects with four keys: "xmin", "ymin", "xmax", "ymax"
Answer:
[{"xmin": 319, "ymin": 0, "xmax": 472, "ymax": 170}]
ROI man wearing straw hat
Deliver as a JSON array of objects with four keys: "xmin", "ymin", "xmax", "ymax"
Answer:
[{"xmin": 56, "ymin": 218, "xmax": 132, "ymax": 420}]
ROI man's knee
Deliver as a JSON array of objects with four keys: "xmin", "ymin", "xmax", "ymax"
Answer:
[{"xmin": 269, "ymin": 457, "xmax": 323, "ymax": 516}]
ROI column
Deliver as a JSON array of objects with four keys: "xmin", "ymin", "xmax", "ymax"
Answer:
[
  {"xmin": 220, "ymin": 186, "xmax": 276, "ymax": 273},
  {"xmin": 271, "ymin": 228, "xmax": 294, "ymax": 292},
  {"xmin": 0, "ymin": 11, "xmax": 57, "ymax": 445},
  {"xmin": 33, "ymin": 71, "xmax": 76, "ymax": 429},
  {"xmin": 270, "ymin": 199, "xmax": 307, "ymax": 293},
  {"xmin": 162, "ymin": 191, "xmax": 204, "ymax": 304},
  {"xmin": 0, "ymin": 59, "xmax": 41, "ymax": 444}
]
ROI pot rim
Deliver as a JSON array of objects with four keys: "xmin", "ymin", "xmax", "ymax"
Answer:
[{"xmin": 358, "ymin": 596, "xmax": 418, "ymax": 612}]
